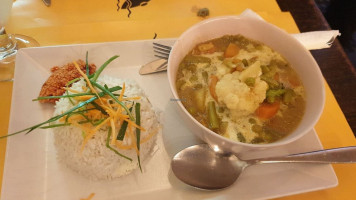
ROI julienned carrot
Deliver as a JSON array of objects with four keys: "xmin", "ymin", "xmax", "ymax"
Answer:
[
  {"xmin": 209, "ymin": 75, "xmax": 219, "ymax": 102},
  {"xmin": 224, "ymin": 43, "xmax": 240, "ymax": 58},
  {"xmin": 255, "ymin": 101, "xmax": 280, "ymax": 120}
]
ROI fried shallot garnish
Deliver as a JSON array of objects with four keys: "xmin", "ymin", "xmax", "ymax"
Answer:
[{"xmin": 38, "ymin": 60, "xmax": 96, "ymax": 103}]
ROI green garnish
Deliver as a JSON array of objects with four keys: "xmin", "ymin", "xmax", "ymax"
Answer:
[
  {"xmin": 91, "ymin": 55, "xmax": 119, "ymax": 82},
  {"xmin": 90, "ymin": 101, "xmax": 108, "ymax": 116},
  {"xmin": 117, "ymin": 105, "xmax": 134, "ymax": 141},
  {"xmin": 106, "ymin": 128, "xmax": 132, "ymax": 161},
  {"xmin": 40, "ymin": 123, "xmax": 71, "ymax": 129},
  {"xmin": 90, "ymin": 81, "xmax": 134, "ymax": 121},
  {"xmin": 1, "ymin": 53, "xmax": 148, "ymax": 172},
  {"xmin": 32, "ymin": 86, "xmax": 122, "ymax": 101},
  {"xmin": 0, "ymin": 86, "xmax": 121, "ymax": 139},
  {"xmin": 135, "ymin": 103, "xmax": 142, "ymax": 171}
]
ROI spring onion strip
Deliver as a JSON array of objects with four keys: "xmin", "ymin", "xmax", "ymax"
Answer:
[
  {"xmin": 78, "ymin": 113, "xmax": 95, "ymax": 125},
  {"xmin": 32, "ymin": 86, "xmax": 122, "ymax": 101},
  {"xmin": 0, "ymin": 86, "xmax": 121, "ymax": 139},
  {"xmin": 66, "ymin": 90, "xmax": 75, "ymax": 105},
  {"xmin": 116, "ymin": 106, "xmax": 133, "ymax": 141},
  {"xmin": 93, "ymin": 118, "xmax": 105, "ymax": 126},
  {"xmin": 65, "ymin": 74, "xmax": 95, "ymax": 87},
  {"xmin": 135, "ymin": 103, "xmax": 142, "ymax": 172},
  {"xmin": 91, "ymin": 55, "xmax": 119, "ymax": 82},
  {"xmin": 117, "ymin": 120, "xmax": 129, "ymax": 141},
  {"xmin": 106, "ymin": 127, "xmax": 132, "ymax": 161},
  {"xmin": 90, "ymin": 101, "xmax": 108, "ymax": 116},
  {"xmin": 40, "ymin": 123, "xmax": 71, "ymax": 129},
  {"xmin": 90, "ymin": 81, "xmax": 135, "ymax": 121}
]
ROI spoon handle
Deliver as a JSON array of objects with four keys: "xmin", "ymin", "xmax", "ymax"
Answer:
[{"xmin": 254, "ymin": 146, "xmax": 356, "ymax": 164}]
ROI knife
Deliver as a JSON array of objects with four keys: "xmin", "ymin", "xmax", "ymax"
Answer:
[
  {"xmin": 139, "ymin": 58, "xmax": 167, "ymax": 75},
  {"xmin": 42, "ymin": 0, "xmax": 51, "ymax": 7}
]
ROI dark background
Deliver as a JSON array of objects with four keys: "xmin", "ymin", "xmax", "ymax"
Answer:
[{"xmin": 315, "ymin": 0, "xmax": 356, "ymax": 68}]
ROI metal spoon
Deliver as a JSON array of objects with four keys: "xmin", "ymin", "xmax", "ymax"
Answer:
[{"xmin": 171, "ymin": 144, "xmax": 356, "ymax": 190}]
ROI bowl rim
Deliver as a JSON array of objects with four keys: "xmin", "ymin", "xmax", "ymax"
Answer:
[{"xmin": 167, "ymin": 15, "xmax": 325, "ymax": 149}]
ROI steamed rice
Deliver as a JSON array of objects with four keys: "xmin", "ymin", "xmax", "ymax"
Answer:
[{"xmin": 53, "ymin": 75, "xmax": 160, "ymax": 180}]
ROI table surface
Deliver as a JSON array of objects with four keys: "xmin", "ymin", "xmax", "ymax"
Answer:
[{"xmin": 1, "ymin": 0, "xmax": 356, "ymax": 199}]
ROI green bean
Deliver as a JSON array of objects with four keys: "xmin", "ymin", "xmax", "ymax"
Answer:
[
  {"xmin": 207, "ymin": 101, "xmax": 219, "ymax": 130},
  {"xmin": 261, "ymin": 75, "xmax": 280, "ymax": 89},
  {"xmin": 266, "ymin": 89, "xmax": 286, "ymax": 103}
]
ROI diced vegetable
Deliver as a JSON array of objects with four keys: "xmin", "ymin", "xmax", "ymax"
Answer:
[
  {"xmin": 261, "ymin": 75, "xmax": 281, "ymax": 89},
  {"xmin": 283, "ymin": 89, "xmax": 296, "ymax": 104},
  {"xmin": 198, "ymin": 42, "xmax": 215, "ymax": 53},
  {"xmin": 242, "ymin": 59, "xmax": 248, "ymax": 67},
  {"xmin": 194, "ymin": 88, "xmax": 206, "ymax": 112},
  {"xmin": 224, "ymin": 43, "xmax": 240, "ymax": 58},
  {"xmin": 255, "ymin": 101, "xmax": 280, "ymax": 120},
  {"xmin": 207, "ymin": 101, "xmax": 220, "ymax": 130},
  {"xmin": 244, "ymin": 77, "xmax": 255, "ymax": 87},
  {"xmin": 266, "ymin": 89, "xmax": 286, "ymax": 103},
  {"xmin": 236, "ymin": 132, "xmax": 246, "ymax": 143},
  {"xmin": 219, "ymin": 121, "xmax": 229, "ymax": 135}
]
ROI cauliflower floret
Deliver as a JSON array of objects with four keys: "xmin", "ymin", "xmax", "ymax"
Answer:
[{"xmin": 215, "ymin": 62, "xmax": 268, "ymax": 120}]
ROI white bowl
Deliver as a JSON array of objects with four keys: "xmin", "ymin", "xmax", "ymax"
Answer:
[{"xmin": 167, "ymin": 16, "xmax": 325, "ymax": 154}]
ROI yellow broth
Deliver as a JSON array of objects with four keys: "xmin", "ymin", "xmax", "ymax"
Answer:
[{"xmin": 176, "ymin": 35, "xmax": 305, "ymax": 144}]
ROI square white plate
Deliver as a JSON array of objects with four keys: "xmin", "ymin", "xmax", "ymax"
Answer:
[{"xmin": 1, "ymin": 39, "xmax": 338, "ymax": 200}]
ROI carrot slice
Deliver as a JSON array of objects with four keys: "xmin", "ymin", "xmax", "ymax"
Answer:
[
  {"xmin": 209, "ymin": 75, "xmax": 219, "ymax": 101},
  {"xmin": 224, "ymin": 43, "xmax": 240, "ymax": 58},
  {"xmin": 255, "ymin": 101, "xmax": 280, "ymax": 120}
]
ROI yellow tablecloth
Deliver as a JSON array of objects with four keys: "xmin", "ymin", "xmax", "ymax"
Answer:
[{"xmin": 1, "ymin": 0, "xmax": 355, "ymax": 199}]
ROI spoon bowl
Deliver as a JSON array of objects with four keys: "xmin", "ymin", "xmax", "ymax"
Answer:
[
  {"xmin": 171, "ymin": 144, "xmax": 356, "ymax": 190},
  {"xmin": 171, "ymin": 144, "xmax": 245, "ymax": 190}
]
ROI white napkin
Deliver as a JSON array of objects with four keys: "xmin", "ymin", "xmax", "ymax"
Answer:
[{"xmin": 239, "ymin": 9, "xmax": 341, "ymax": 50}]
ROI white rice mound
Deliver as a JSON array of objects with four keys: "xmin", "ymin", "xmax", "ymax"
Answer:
[{"xmin": 53, "ymin": 75, "xmax": 160, "ymax": 180}]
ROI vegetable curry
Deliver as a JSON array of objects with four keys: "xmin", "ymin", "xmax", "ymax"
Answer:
[{"xmin": 176, "ymin": 35, "xmax": 305, "ymax": 144}]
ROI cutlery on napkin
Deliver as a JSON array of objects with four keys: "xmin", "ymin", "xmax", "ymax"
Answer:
[
  {"xmin": 140, "ymin": 9, "xmax": 340, "ymax": 75},
  {"xmin": 240, "ymin": 9, "xmax": 341, "ymax": 50}
]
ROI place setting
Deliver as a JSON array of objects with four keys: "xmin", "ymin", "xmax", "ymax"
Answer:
[{"xmin": 1, "ymin": 2, "xmax": 356, "ymax": 200}]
